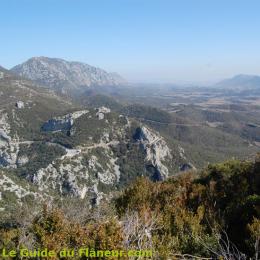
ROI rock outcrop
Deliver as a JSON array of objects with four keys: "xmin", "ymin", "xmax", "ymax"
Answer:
[
  {"xmin": 96, "ymin": 106, "xmax": 111, "ymax": 120},
  {"xmin": 0, "ymin": 112, "xmax": 19, "ymax": 168},
  {"xmin": 133, "ymin": 126, "xmax": 172, "ymax": 180},
  {"xmin": 42, "ymin": 110, "xmax": 88, "ymax": 132},
  {"xmin": 15, "ymin": 101, "xmax": 25, "ymax": 109}
]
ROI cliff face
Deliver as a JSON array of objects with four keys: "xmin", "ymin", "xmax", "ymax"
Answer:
[
  {"xmin": 133, "ymin": 126, "xmax": 172, "ymax": 180},
  {"xmin": 0, "ymin": 112, "xmax": 18, "ymax": 168},
  {"xmin": 41, "ymin": 110, "xmax": 89, "ymax": 132}
]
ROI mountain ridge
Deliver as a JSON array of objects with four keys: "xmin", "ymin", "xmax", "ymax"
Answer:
[
  {"xmin": 215, "ymin": 74, "xmax": 260, "ymax": 89},
  {"xmin": 11, "ymin": 57, "xmax": 126, "ymax": 94}
]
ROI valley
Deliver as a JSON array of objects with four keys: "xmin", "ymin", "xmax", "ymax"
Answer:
[
  {"xmin": 0, "ymin": 58, "xmax": 259, "ymax": 259},
  {"xmin": 1, "ymin": 1, "xmax": 260, "ymax": 257},
  {"xmin": 0, "ymin": 60, "xmax": 259, "ymax": 213}
]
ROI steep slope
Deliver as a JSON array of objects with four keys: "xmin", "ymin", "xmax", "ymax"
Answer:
[
  {"xmin": 29, "ymin": 109, "xmax": 181, "ymax": 205},
  {"xmin": 0, "ymin": 67, "xmax": 76, "ymax": 210},
  {"xmin": 11, "ymin": 57, "xmax": 126, "ymax": 94},
  {"xmin": 0, "ymin": 69, "xmax": 189, "ymax": 209}
]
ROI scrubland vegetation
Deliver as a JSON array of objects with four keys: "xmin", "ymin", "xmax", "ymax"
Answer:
[{"xmin": 1, "ymin": 154, "xmax": 259, "ymax": 259}]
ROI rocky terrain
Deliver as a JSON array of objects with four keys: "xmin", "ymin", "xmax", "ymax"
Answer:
[
  {"xmin": 11, "ymin": 57, "xmax": 126, "ymax": 94},
  {"xmin": 0, "ymin": 67, "xmax": 189, "ymax": 211},
  {"xmin": 1, "ymin": 62, "xmax": 259, "ymax": 213}
]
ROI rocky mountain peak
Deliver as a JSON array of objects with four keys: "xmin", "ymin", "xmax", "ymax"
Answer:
[{"xmin": 11, "ymin": 57, "xmax": 126, "ymax": 93}]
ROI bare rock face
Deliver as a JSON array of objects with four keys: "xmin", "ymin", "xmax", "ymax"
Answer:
[
  {"xmin": 42, "ymin": 110, "xmax": 88, "ymax": 132},
  {"xmin": 133, "ymin": 126, "xmax": 172, "ymax": 180},
  {"xmin": 0, "ymin": 112, "xmax": 19, "ymax": 168},
  {"xmin": 15, "ymin": 101, "xmax": 25, "ymax": 109},
  {"xmin": 11, "ymin": 57, "xmax": 126, "ymax": 93},
  {"xmin": 0, "ymin": 171, "xmax": 40, "ymax": 202},
  {"xmin": 96, "ymin": 106, "xmax": 111, "ymax": 120}
]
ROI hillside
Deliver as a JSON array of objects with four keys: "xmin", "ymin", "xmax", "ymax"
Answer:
[
  {"xmin": 215, "ymin": 74, "xmax": 260, "ymax": 89},
  {"xmin": 1, "ymin": 67, "xmax": 259, "ymax": 210},
  {"xmin": 119, "ymin": 104, "xmax": 259, "ymax": 168},
  {"xmin": 0, "ymin": 69, "xmax": 190, "ymax": 212},
  {"xmin": 0, "ymin": 64, "xmax": 259, "ymax": 259},
  {"xmin": 1, "ymin": 155, "xmax": 259, "ymax": 259},
  {"xmin": 11, "ymin": 57, "xmax": 126, "ymax": 94}
]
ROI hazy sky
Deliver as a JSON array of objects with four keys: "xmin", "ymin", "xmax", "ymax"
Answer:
[{"xmin": 1, "ymin": 0, "xmax": 260, "ymax": 83}]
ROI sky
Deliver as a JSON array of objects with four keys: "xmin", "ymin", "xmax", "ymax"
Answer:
[{"xmin": 1, "ymin": 0, "xmax": 260, "ymax": 84}]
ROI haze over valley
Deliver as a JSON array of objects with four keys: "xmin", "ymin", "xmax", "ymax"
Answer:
[{"xmin": 1, "ymin": 1, "xmax": 260, "ymax": 259}]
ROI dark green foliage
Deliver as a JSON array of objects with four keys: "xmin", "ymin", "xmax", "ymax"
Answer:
[
  {"xmin": 194, "ymin": 158, "xmax": 260, "ymax": 254},
  {"xmin": 121, "ymin": 104, "xmax": 172, "ymax": 123},
  {"xmin": 16, "ymin": 143, "xmax": 66, "ymax": 177},
  {"xmin": 115, "ymin": 155, "xmax": 260, "ymax": 257},
  {"xmin": 115, "ymin": 143, "xmax": 148, "ymax": 187},
  {"xmin": 79, "ymin": 94, "xmax": 124, "ymax": 111},
  {"xmin": 42, "ymin": 110, "xmax": 127, "ymax": 148}
]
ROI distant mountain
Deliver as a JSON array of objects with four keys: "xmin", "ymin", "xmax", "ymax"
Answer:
[
  {"xmin": 11, "ymin": 57, "xmax": 126, "ymax": 93},
  {"xmin": 215, "ymin": 74, "xmax": 260, "ymax": 89}
]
